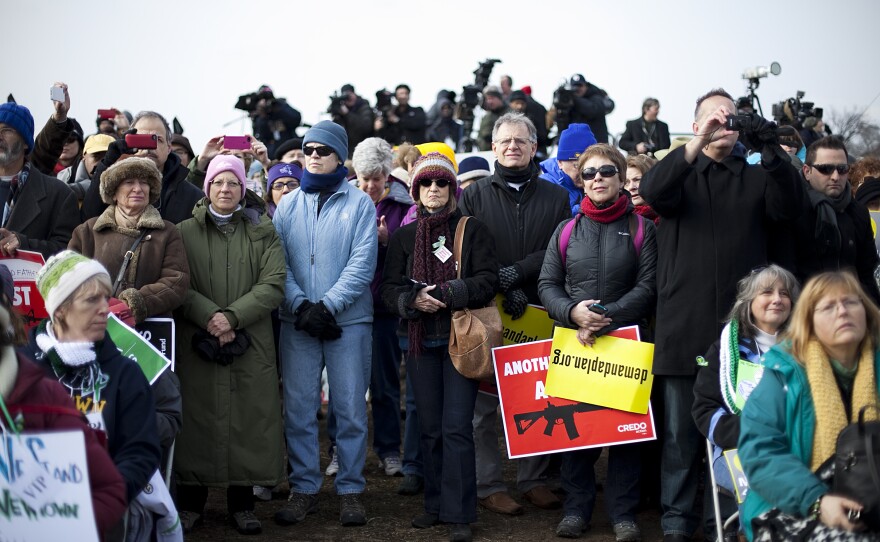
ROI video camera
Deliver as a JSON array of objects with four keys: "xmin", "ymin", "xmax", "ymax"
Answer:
[
  {"xmin": 234, "ymin": 88, "xmax": 275, "ymax": 113},
  {"xmin": 327, "ymin": 92, "xmax": 346, "ymax": 117},
  {"xmin": 772, "ymin": 90, "xmax": 823, "ymax": 131},
  {"xmin": 375, "ymin": 89, "xmax": 394, "ymax": 118},
  {"xmin": 552, "ymin": 86, "xmax": 575, "ymax": 135},
  {"xmin": 457, "ymin": 58, "xmax": 502, "ymax": 152}
]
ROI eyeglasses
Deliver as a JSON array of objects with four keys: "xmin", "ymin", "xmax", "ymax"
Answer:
[
  {"xmin": 418, "ymin": 178, "xmax": 451, "ymax": 188},
  {"xmin": 493, "ymin": 137, "xmax": 531, "ymax": 148},
  {"xmin": 272, "ymin": 181, "xmax": 299, "ymax": 191},
  {"xmin": 210, "ymin": 180, "xmax": 242, "ymax": 190},
  {"xmin": 809, "ymin": 163, "xmax": 850, "ymax": 175},
  {"xmin": 304, "ymin": 145, "xmax": 334, "ymax": 157},
  {"xmin": 581, "ymin": 165, "xmax": 619, "ymax": 180},
  {"xmin": 814, "ymin": 297, "xmax": 862, "ymax": 316}
]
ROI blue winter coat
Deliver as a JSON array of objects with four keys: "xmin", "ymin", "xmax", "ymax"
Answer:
[
  {"xmin": 274, "ymin": 179, "xmax": 377, "ymax": 326},
  {"xmin": 539, "ymin": 157, "xmax": 581, "ymax": 217},
  {"xmin": 738, "ymin": 342, "xmax": 880, "ymax": 540}
]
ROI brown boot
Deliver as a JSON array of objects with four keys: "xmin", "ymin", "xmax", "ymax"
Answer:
[
  {"xmin": 522, "ymin": 485, "xmax": 561, "ymax": 509},
  {"xmin": 478, "ymin": 492, "xmax": 524, "ymax": 515}
]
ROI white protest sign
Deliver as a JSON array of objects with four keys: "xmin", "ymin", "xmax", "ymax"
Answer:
[{"xmin": 0, "ymin": 430, "xmax": 98, "ymax": 542}]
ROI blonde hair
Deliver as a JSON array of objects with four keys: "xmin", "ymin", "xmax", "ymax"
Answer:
[
  {"xmin": 53, "ymin": 276, "xmax": 112, "ymax": 334},
  {"xmin": 784, "ymin": 271, "xmax": 880, "ymax": 362}
]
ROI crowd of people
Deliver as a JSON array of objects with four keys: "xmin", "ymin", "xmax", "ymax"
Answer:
[{"xmin": 0, "ymin": 75, "xmax": 879, "ymax": 542}]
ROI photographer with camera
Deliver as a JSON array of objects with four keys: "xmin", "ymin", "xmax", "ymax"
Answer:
[
  {"xmin": 375, "ymin": 84, "xmax": 427, "ymax": 146},
  {"xmin": 566, "ymin": 74, "xmax": 615, "ymax": 145},
  {"xmin": 476, "ymin": 86, "xmax": 509, "ymax": 151},
  {"xmin": 638, "ymin": 88, "xmax": 806, "ymax": 542},
  {"xmin": 242, "ymin": 85, "xmax": 301, "ymax": 159},
  {"xmin": 329, "ymin": 84, "xmax": 375, "ymax": 158},
  {"xmin": 619, "ymin": 98, "xmax": 670, "ymax": 157}
]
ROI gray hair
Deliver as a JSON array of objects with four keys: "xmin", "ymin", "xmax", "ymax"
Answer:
[
  {"xmin": 351, "ymin": 137, "xmax": 393, "ymax": 177},
  {"xmin": 492, "ymin": 112, "xmax": 537, "ymax": 144},
  {"xmin": 131, "ymin": 111, "xmax": 173, "ymax": 144},
  {"xmin": 727, "ymin": 264, "xmax": 800, "ymax": 337}
]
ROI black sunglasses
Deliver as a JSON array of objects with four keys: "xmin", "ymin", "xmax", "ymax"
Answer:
[
  {"xmin": 581, "ymin": 165, "xmax": 619, "ymax": 180},
  {"xmin": 809, "ymin": 163, "xmax": 849, "ymax": 175},
  {"xmin": 418, "ymin": 178, "xmax": 451, "ymax": 188},
  {"xmin": 304, "ymin": 145, "xmax": 334, "ymax": 157},
  {"xmin": 272, "ymin": 181, "xmax": 299, "ymax": 191}
]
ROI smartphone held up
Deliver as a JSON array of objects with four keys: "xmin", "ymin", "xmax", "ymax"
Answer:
[
  {"xmin": 223, "ymin": 135, "xmax": 252, "ymax": 150},
  {"xmin": 125, "ymin": 133, "xmax": 158, "ymax": 150}
]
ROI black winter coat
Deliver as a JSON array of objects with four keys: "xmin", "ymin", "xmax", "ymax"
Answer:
[
  {"xmin": 458, "ymin": 169, "xmax": 571, "ymax": 305},
  {"xmin": 6, "ymin": 165, "xmax": 79, "ymax": 258},
  {"xmin": 83, "ymin": 152, "xmax": 203, "ymax": 225},
  {"xmin": 792, "ymin": 191, "xmax": 880, "ymax": 303},
  {"xmin": 538, "ymin": 209, "xmax": 657, "ymax": 332},
  {"xmin": 381, "ymin": 210, "xmax": 498, "ymax": 342},
  {"xmin": 571, "ymin": 84, "xmax": 613, "ymax": 144},
  {"xmin": 618, "ymin": 117, "xmax": 671, "ymax": 155},
  {"xmin": 639, "ymin": 146, "xmax": 806, "ymax": 375}
]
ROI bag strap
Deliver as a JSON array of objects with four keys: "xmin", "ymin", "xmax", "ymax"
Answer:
[
  {"xmin": 112, "ymin": 230, "xmax": 149, "ymax": 296},
  {"xmin": 453, "ymin": 216, "xmax": 470, "ymax": 280},
  {"xmin": 857, "ymin": 405, "xmax": 880, "ymax": 495},
  {"xmin": 558, "ymin": 215, "xmax": 581, "ymax": 267},
  {"xmin": 629, "ymin": 213, "xmax": 645, "ymax": 258}
]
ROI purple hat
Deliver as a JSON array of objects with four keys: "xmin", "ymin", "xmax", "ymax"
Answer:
[
  {"xmin": 268, "ymin": 162, "xmax": 303, "ymax": 185},
  {"xmin": 410, "ymin": 152, "xmax": 457, "ymax": 202},
  {"xmin": 204, "ymin": 155, "xmax": 247, "ymax": 201}
]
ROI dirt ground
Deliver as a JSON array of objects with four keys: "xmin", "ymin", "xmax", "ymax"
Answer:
[{"xmin": 183, "ymin": 404, "xmax": 691, "ymax": 542}]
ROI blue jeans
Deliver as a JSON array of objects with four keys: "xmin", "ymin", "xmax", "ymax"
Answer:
[
  {"xmin": 402, "ymin": 362, "xmax": 423, "ymax": 476},
  {"xmin": 561, "ymin": 444, "xmax": 641, "ymax": 523},
  {"xmin": 369, "ymin": 314, "xmax": 402, "ymax": 459},
  {"xmin": 281, "ymin": 323, "xmax": 371, "ymax": 495},
  {"xmin": 660, "ymin": 375, "xmax": 703, "ymax": 536},
  {"xmin": 408, "ymin": 344, "xmax": 479, "ymax": 524}
]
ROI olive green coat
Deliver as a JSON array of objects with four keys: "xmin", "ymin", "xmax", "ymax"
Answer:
[{"xmin": 174, "ymin": 199, "xmax": 285, "ymax": 487}]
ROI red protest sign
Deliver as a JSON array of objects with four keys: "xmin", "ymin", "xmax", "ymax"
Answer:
[
  {"xmin": 493, "ymin": 327, "xmax": 655, "ymax": 459},
  {"xmin": 0, "ymin": 250, "xmax": 47, "ymax": 330}
]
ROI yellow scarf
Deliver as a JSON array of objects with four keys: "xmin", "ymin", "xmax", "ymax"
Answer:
[{"xmin": 806, "ymin": 338, "xmax": 878, "ymax": 471}]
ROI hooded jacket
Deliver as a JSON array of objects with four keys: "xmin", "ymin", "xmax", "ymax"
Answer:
[{"xmin": 539, "ymin": 157, "xmax": 582, "ymax": 217}]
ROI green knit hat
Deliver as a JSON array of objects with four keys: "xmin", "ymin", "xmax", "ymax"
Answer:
[{"xmin": 36, "ymin": 251, "xmax": 112, "ymax": 320}]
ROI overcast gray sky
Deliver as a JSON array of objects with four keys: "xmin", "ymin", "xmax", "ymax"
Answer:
[{"xmin": 5, "ymin": 0, "xmax": 879, "ymax": 153}]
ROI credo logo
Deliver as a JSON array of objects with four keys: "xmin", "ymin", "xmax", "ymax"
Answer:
[{"xmin": 617, "ymin": 422, "xmax": 648, "ymax": 433}]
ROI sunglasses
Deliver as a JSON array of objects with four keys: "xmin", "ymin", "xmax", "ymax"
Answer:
[
  {"xmin": 304, "ymin": 145, "xmax": 334, "ymax": 157},
  {"xmin": 581, "ymin": 165, "xmax": 619, "ymax": 180},
  {"xmin": 809, "ymin": 163, "xmax": 850, "ymax": 175},
  {"xmin": 272, "ymin": 181, "xmax": 299, "ymax": 191},
  {"xmin": 418, "ymin": 178, "xmax": 451, "ymax": 188}
]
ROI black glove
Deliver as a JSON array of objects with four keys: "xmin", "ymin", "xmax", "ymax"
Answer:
[
  {"xmin": 293, "ymin": 300, "xmax": 315, "ymax": 331},
  {"xmin": 502, "ymin": 288, "xmax": 528, "ymax": 320},
  {"xmin": 741, "ymin": 115, "xmax": 786, "ymax": 165},
  {"xmin": 312, "ymin": 302, "xmax": 342, "ymax": 341},
  {"xmin": 498, "ymin": 265, "xmax": 522, "ymax": 292}
]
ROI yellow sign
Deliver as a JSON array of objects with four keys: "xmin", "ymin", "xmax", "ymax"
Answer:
[
  {"xmin": 496, "ymin": 295, "xmax": 555, "ymax": 346},
  {"xmin": 544, "ymin": 327, "xmax": 655, "ymax": 414}
]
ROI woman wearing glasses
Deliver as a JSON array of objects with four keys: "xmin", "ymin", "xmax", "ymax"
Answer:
[
  {"xmin": 739, "ymin": 271, "xmax": 880, "ymax": 540},
  {"xmin": 381, "ymin": 152, "xmax": 498, "ymax": 542},
  {"xmin": 264, "ymin": 161, "xmax": 302, "ymax": 219},
  {"xmin": 538, "ymin": 143, "xmax": 657, "ymax": 540},
  {"xmin": 174, "ymin": 154, "xmax": 286, "ymax": 535}
]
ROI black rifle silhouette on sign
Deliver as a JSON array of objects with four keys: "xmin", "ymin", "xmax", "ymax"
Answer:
[{"xmin": 513, "ymin": 401, "xmax": 602, "ymax": 441}]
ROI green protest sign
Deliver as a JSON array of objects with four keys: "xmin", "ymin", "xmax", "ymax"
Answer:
[{"xmin": 106, "ymin": 314, "xmax": 171, "ymax": 385}]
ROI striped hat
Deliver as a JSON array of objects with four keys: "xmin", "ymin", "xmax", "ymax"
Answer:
[
  {"xmin": 36, "ymin": 251, "xmax": 112, "ymax": 319},
  {"xmin": 410, "ymin": 152, "xmax": 457, "ymax": 201}
]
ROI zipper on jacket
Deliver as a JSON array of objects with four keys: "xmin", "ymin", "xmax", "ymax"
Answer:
[{"xmin": 597, "ymin": 220, "xmax": 605, "ymax": 298}]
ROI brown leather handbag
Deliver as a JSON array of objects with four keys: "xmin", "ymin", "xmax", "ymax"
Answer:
[{"xmin": 448, "ymin": 216, "xmax": 502, "ymax": 381}]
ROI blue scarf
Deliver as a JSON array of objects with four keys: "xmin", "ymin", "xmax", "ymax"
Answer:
[{"xmin": 300, "ymin": 165, "xmax": 348, "ymax": 193}]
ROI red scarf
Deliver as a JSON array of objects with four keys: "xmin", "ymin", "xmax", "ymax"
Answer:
[
  {"xmin": 579, "ymin": 194, "xmax": 628, "ymax": 223},
  {"xmin": 634, "ymin": 204, "xmax": 660, "ymax": 225}
]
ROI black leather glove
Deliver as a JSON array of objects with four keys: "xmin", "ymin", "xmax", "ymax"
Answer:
[
  {"xmin": 498, "ymin": 265, "xmax": 522, "ymax": 292},
  {"xmin": 502, "ymin": 288, "xmax": 528, "ymax": 320},
  {"xmin": 741, "ymin": 115, "xmax": 786, "ymax": 165},
  {"xmin": 293, "ymin": 300, "xmax": 315, "ymax": 331},
  {"xmin": 312, "ymin": 302, "xmax": 342, "ymax": 341}
]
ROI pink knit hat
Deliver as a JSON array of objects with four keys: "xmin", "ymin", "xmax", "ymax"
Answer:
[{"xmin": 204, "ymin": 155, "xmax": 247, "ymax": 202}]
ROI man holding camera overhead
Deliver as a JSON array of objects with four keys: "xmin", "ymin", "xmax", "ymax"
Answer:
[
  {"xmin": 638, "ymin": 88, "xmax": 806, "ymax": 542},
  {"xmin": 81, "ymin": 110, "xmax": 203, "ymax": 224},
  {"xmin": 329, "ymin": 84, "xmax": 375, "ymax": 158}
]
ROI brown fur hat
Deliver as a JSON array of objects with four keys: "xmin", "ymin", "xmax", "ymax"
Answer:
[{"xmin": 99, "ymin": 157, "xmax": 162, "ymax": 205}]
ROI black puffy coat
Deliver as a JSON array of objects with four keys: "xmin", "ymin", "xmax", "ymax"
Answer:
[
  {"xmin": 458, "ymin": 168, "xmax": 571, "ymax": 304},
  {"xmin": 381, "ymin": 210, "xmax": 498, "ymax": 342},
  {"xmin": 538, "ymin": 208, "xmax": 657, "ymax": 332}
]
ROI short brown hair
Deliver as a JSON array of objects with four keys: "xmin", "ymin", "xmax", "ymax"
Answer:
[
  {"xmin": 576, "ymin": 143, "xmax": 627, "ymax": 184},
  {"xmin": 626, "ymin": 154, "xmax": 657, "ymax": 176},
  {"xmin": 694, "ymin": 88, "xmax": 734, "ymax": 119}
]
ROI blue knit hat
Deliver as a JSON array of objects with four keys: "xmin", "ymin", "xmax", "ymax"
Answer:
[
  {"xmin": 457, "ymin": 156, "xmax": 491, "ymax": 183},
  {"xmin": 557, "ymin": 123, "xmax": 597, "ymax": 161},
  {"xmin": 303, "ymin": 120, "xmax": 349, "ymax": 163},
  {"xmin": 0, "ymin": 103, "xmax": 35, "ymax": 154}
]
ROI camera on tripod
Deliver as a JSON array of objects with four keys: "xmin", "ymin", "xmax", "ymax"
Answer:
[{"xmin": 456, "ymin": 58, "xmax": 502, "ymax": 152}]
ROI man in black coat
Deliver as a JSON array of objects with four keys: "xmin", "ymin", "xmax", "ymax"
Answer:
[
  {"xmin": 794, "ymin": 136, "xmax": 880, "ymax": 302},
  {"xmin": 569, "ymin": 73, "xmax": 614, "ymax": 145},
  {"xmin": 81, "ymin": 111, "xmax": 203, "ymax": 225},
  {"xmin": 0, "ymin": 102, "xmax": 79, "ymax": 259},
  {"xmin": 375, "ymin": 84, "xmax": 427, "ymax": 145},
  {"xmin": 638, "ymin": 88, "xmax": 806, "ymax": 542},
  {"xmin": 459, "ymin": 112, "xmax": 571, "ymax": 516},
  {"xmin": 619, "ymin": 98, "xmax": 671, "ymax": 156},
  {"xmin": 331, "ymin": 84, "xmax": 375, "ymax": 158}
]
